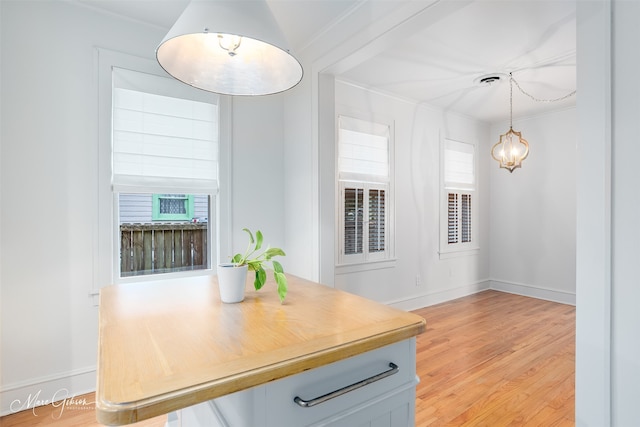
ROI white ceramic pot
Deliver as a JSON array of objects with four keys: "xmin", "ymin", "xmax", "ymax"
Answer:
[{"xmin": 217, "ymin": 263, "xmax": 248, "ymax": 303}]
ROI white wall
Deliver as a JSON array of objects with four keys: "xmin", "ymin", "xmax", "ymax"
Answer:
[
  {"xmin": 282, "ymin": 74, "xmax": 317, "ymax": 280},
  {"xmin": 489, "ymin": 108, "xmax": 577, "ymax": 304},
  {"xmin": 0, "ymin": 0, "xmax": 165, "ymax": 414},
  {"xmin": 331, "ymin": 81, "xmax": 491, "ymax": 308},
  {"xmin": 229, "ymin": 96, "xmax": 286, "ymax": 259},
  {"xmin": 0, "ymin": 1, "xmax": 286, "ymax": 415}
]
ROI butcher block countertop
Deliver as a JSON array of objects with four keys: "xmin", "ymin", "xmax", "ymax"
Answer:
[{"xmin": 95, "ymin": 274, "xmax": 426, "ymax": 425}]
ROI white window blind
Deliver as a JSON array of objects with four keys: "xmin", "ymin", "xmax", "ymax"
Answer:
[
  {"xmin": 112, "ymin": 67, "xmax": 219, "ymax": 193},
  {"xmin": 444, "ymin": 139, "xmax": 475, "ymax": 189},
  {"xmin": 338, "ymin": 116, "xmax": 389, "ymax": 180}
]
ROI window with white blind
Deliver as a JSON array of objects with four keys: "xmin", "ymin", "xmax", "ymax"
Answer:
[
  {"xmin": 338, "ymin": 115, "xmax": 394, "ymax": 265},
  {"xmin": 440, "ymin": 139, "xmax": 478, "ymax": 257},
  {"xmin": 111, "ymin": 67, "xmax": 219, "ymax": 279}
]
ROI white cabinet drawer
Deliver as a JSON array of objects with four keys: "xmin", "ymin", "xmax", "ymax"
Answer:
[
  {"xmin": 264, "ymin": 339, "xmax": 417, "ymax": 427},
  {"xmin": 171, "ymin": 338, "xmax": 418, "ymax": 427}
]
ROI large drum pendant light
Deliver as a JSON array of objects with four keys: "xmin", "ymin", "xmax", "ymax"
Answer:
[{"xmin": 156, "ymin": 0, "xmax": 303, "ymax": 96}]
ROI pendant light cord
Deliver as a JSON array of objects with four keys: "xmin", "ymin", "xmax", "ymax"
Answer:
[{"xmin": 511, "ymin": 74, "xmax": 576, "ymax": 103}]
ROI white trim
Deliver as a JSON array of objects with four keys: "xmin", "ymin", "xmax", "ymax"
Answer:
[
  {"xmin": 335, "ymin": 258, "xmax": 397, "ymax": 275},
  {"xmin": 386, "ymin": 279, "xmax": 575, "ymax": 312},
  {"xmin": 217, "ymin": 96, "xmax": 233, "ymax": 267},
  {"xmin": 438, "ymin": 247, "xmax": 480, "ymax": 259},
  {"xmin": 0, "ymin": 367, "xmax": 96, "ymax": 416},
  {"xmin": 489, "ymin": 280, "xmax": 576, "ymax": 306},
  {"xmin": 387, "ymin": 280, "xmax": 491, "ymax": 311}
]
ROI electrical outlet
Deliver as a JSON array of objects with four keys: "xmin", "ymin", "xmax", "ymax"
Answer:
[{"xmin": 415, "ymin": 274, "xmax": 421, "ymax": 286}]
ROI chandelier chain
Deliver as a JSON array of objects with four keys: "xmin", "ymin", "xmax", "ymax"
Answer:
[
  {"xmin": 509, "ymin": 73, "xmax": 513, "ymax": 128},
  {"xmin": 510, "ymin": 74, "xmax": 576, "ymax": 103}
]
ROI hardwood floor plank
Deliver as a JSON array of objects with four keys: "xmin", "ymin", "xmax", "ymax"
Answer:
[
  {"xmin": 0, "ymin": 393, "xmax": 166, "ymax": 427},
  {"xmin": 1, "ymin": 290, "xmax": 574, "ymax": 426},
  {"xmin": 413, "ymin": 290, "xmax": 575, "ymax": 426}
]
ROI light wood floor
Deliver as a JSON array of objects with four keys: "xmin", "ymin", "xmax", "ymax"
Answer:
[
  {"xmin": 414, "ymin": 290, "xmax": 575, "ymax": 426},
  {"xmin": 0, "ymin": 290, "xmax": 574, "ymax": 426}
]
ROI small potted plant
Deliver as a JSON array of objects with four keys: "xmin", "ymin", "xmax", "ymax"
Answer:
[{"xmin": 217, "ymin": 228, "xmax": 287, "ymax": 303}]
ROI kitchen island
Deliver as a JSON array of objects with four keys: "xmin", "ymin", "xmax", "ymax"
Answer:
[{"xmin": 96, "ymin": 274, "xmax": 425, "ymax": 426}]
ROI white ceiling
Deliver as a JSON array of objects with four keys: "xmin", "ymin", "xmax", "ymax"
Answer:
[{"xmin": 75, "ymin": 0, "xmax": 576, "ymax": 124}]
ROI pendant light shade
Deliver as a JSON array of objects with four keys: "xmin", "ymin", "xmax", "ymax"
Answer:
[{"xmin": 156, "ymin": 0, "xmax": 303, "ymax": 96}]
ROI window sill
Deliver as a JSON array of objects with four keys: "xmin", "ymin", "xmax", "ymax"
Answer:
[
  {"xmin": 438, "ymin": 247, "xmax": 480, "ymax": 260},
  {"xmin": 115, "ymin": 268, "xmax": 213, "ymax": 285},
  {"xmin": 335, "ymin": 258, "xmax": 397, "ymax": 275}
]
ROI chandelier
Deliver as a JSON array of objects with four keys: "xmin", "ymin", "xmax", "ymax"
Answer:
[
  {"xmin": 491, "ymin": 73, "xmax": 529, "ymax": 173},
  {"xmin": 490, "ymin": 72, "xmax": 576, "ymax": 173}
]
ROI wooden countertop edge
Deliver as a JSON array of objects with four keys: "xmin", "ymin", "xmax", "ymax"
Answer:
[{"xmin": 95, "ymin": 319, "xmax": 425, "ymax": 426}]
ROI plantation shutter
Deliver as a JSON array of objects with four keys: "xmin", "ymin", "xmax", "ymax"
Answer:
[
  {"xmin": 112, "ymin": 67, "xmax": 219, "ymax": 193},
  {"xmin": 448, "ymin": 193, "xmax": 459, "ymax": 244},
  {"xmin": 344, "ymin": 187, "xmax": 364, "ymax": 255},
  {"xmin": 368, "ymin": 188, "xmax": 386, "ymax": 252},
  {"xmin": 461, "ymin": 194, "xmax": 472, "ymax": 243}
]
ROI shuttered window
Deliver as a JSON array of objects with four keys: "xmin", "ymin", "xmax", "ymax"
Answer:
[
  {"xmin": 338, "ymin": 115, "xmax": 393, "ymax": 264},
  {"xmin": 442, "ymin": 139, "xmax": 476, "ymax": 255}
]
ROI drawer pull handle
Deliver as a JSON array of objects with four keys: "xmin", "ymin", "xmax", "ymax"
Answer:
[{"xmin": 293, "ymin": 362, "xmax": 399, "ymax": 408}]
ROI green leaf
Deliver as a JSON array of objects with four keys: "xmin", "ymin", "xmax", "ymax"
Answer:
[
  {"xmin": 247, "ymin": 260, "xmax": 262, "ymax": 272},
  {"xmin": 272, "ymin": 260, "xmax": 284, "ymax": 274},
  {"xmin": 255, "ymin": 230, "xmax": 263, "ymax": 251},
  {"xmin": 254, "ymin": 267, "xmax": 267, "ymax": 290},
  {"xmin": 242, "ymin": 228, "xmax": 254, "ymax": 244},
  {"xmin": 275, "ymin": 272, "xmax": 287, "ymax": 303},
  {"xmin": 265, "ymin": 247, "xmax": 286, "ymax": 260},
  {"xmin": 231, "ymin": 253, "xmax": 243, "ymax": 264}
]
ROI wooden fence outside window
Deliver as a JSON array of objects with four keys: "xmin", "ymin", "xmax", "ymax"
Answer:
[{"xmin": 120, "ymin": 223, "xmax": 208, "ymax": 276}]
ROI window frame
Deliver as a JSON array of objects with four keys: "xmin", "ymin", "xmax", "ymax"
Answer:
[
  {"xmin": 336, "ymin": 113, "xmax": 395, "ymax": 267},
  {"xmin": 439, "ymin": 138, "xmax": 479, "ymax": 258},
  {"xmin": 95, "ymin": 48, "xmax": 231, "ymax": 294},
  {"xmin": 152, "ymin": 194, "xmax": 195, "ymax": 221}
]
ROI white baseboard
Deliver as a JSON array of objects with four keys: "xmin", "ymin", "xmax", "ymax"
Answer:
[
  {"xmin": 0, "ymin": 367, "xmax": 96, "ymax": 417},
  {"xmin": 387, "ymin": 279, "xmax": 576, "ymax": 312},
  {"xmin": 388, "ymin": 280, "xmax": 491, "ymax": 311},
  {"xmin": 489, "ymin": 280, "xmax": 576, "ymax": 306}
]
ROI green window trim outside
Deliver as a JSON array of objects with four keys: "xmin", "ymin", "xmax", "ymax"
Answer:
[{"xmin": 152, "ymin": 194, "xmax": 195, "ymax": 221}]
